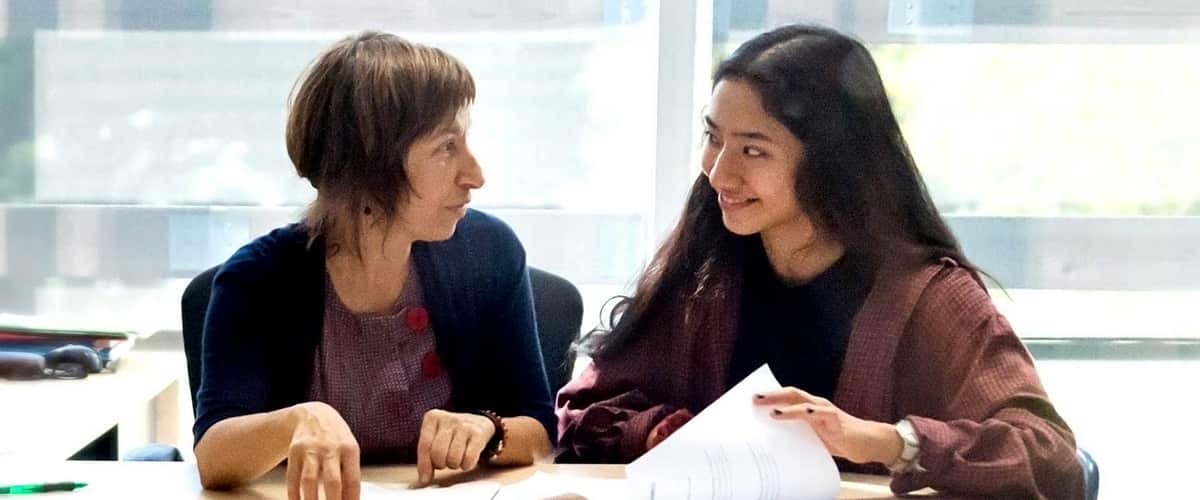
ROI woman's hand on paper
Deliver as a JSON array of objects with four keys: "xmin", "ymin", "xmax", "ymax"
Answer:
[
  {"xmin": 286, "ymin": 401, "xmax": 362, "ymax": 500},
  {"xmin": 754, "ymin": 387, "xmax": 903, "ymax": 466},
  {"xmin": 414, "ymin": 409, "xmax": 496, "ymax": 486}
]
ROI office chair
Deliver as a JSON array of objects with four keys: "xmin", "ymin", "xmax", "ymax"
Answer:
[
  {"xmin": 527, "ymin": 267, "xmax": 584, "ymax": 395},
  {"xmin": 1078, "ymin": 447, "xmax": 1100, "ymax": 500},
  {"xmin": 179, "ymin": 264, "xmax": 218, "ymax": 414},
  {"xmin": 120, "ymin": 265, "xmax": 215, "ymax": 461}
]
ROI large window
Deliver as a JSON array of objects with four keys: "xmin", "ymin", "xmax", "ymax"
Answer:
[
  {"xmin": 2, "ymin": 1, "xmax": 1196, "ymax": 495},
  {"xmin": 0, "ymin": 0, "xmax": 662, "ymax": 334}
]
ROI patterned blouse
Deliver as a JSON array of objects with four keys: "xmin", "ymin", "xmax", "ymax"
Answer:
[{"xmin": 307, "ymin": 265, "xmax": 451, "ymax": 463}]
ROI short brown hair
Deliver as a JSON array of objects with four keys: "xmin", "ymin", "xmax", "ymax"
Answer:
[{"xmin": 286, "ymin": 31, "xmax": 475, "ymax": 257}]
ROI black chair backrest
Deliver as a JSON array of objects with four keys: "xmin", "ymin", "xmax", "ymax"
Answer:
[
  {"xmin": 180, "ymin": 265, "xmax": 219, "ymax": 415},
  {"xmin": 179, "ymin": 265, "xmax": 584, "ymax": 414},
  {"xmin": 528, "ymin": 267, "xmax": 584, "ymax": 395}
]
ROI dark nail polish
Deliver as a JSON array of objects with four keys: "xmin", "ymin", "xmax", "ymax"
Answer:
[
  {"xmin": 772, "ymin": 409, "xmax": 782, "ymax": 416},
  {"xmin": 806, "ymin": 408, "xmax": 814, "ymax": 414},
  {"xmin": 755, "ymin": 394, "xmax": 764, "ymax": 399}
]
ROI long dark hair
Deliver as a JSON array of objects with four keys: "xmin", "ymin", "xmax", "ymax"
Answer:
[{"xmin": 588, "ymin": 24, "xmax": 980, "ymax": 359}]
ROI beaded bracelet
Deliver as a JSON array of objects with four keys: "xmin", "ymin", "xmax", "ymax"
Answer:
[{"xmin": 475, "ymin": 410, "xmax": 507, "ymax": 460}]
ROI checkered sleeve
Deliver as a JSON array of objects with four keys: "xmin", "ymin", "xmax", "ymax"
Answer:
[
  {"xmin": 555, "ymin": 362, "xmax": 680, "ymax": 463},
  {"xmin": 889, "ymin": 267, "xmax": 1084, "ymax": 500}
]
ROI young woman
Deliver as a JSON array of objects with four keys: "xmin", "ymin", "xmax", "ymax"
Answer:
[
  {"xmin": 192, "ymin": 32, "xmax": 554, "ymax": 500},
  {"xmin": 557, "ymin": 24, "xmax": 1081, "ymax": 499}
]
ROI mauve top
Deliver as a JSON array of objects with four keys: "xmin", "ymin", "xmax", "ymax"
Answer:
[{"xmin": 306, "ymin": 266, "xmax": 452, "ymax": 464}]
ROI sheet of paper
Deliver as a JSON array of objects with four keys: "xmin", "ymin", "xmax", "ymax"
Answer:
[
  {"xmin": 361, "ymin": 480, "xmax": 500, "ymax": 499},
  {"xmin": 626, "ymin": 364, "xmax": 840, "ymax": 500},
  {"xmin": 493, "ymin": 471, "xmax": 631, "ymax": 500}
]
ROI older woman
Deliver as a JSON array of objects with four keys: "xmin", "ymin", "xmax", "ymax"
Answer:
[{"xmin": 192, "ymin": 31, "xmax": 554, "ymax": 500}]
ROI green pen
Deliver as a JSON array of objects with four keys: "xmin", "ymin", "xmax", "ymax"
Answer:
[{"xmin": 0, "ymin": 482, "xmax": 88, "ymax": 495}]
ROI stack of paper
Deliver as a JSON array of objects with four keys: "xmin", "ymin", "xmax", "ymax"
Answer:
[
  {"xmin": 361, "ymin": 473, "xmax": 629, "ymax": 500},
  {"xmin": 495, "ymin": 471, "xmax": 630, "ymax": 500},
  {"xmin": 361, "ymin": 480, "xmax": 501, "ymax": 499},
  {"xmin": 625, "ymin": 364, "xmax": 840, "ymax": 500}
]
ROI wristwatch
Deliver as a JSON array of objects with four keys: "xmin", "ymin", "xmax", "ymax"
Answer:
[
  {"xmin": 888, "ymin": 419, "xmax": 923, "ymax": 473},
  {"xmin": 476, "ymin": 410, "xmax": 507, "ymax": 461}
]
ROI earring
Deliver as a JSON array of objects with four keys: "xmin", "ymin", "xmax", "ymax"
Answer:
[{"xmin": 363, "ymin": 205, "xmax": 372, "ymax": 216}]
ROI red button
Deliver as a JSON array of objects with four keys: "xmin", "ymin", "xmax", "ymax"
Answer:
[
  {"xmin": 421, "ymin": 351, "xmax": 443, "ymax": 378},
  {"xmin": 406, "ymin": 306, "xmax": 430, "ymax": 332}
]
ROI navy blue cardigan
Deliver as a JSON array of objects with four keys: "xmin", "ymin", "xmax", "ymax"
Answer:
[{"xmin": 192, "ymin": 209, "xmax": 556, "ymax": 449}]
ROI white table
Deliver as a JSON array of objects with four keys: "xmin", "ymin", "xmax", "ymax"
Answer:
[
  {"xmin": 0, "ymin": 350, "xmax": 188, "ymax": 459},
  {"xmin": 0, "ymin": 461, "xmax": 919, "ymax": 499}
]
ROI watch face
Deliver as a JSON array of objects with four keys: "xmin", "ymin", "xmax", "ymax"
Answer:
[{"xmin": 896, "ymin": 421, "xmax": 920, "ymax": 459}]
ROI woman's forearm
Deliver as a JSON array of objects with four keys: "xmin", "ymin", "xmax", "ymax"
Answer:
[
  {"xmin": 194, "ymin": 405, "xmax": 300, "ymax": 489},
  {"xmin": 490, "ymin": 416, "xmax": 552, "ymax": 466}
]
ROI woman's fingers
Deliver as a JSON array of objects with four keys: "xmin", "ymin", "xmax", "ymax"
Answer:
[
  {"xmin": 286, "ymin": 447, "xmax": 303, "ymax": 500},
  {"xmin": 321, "ymin": 454, "xmax": 342, "ymax": 500},
  {"xmin": 429, "ymin": 427, "xmax": 454, "ymax": 469},
  {"xmin": 415, "ymin": 409, "xmax": 499, "ymax": 484},
  {"xmin": 285, "ymin": 402, "xmax": 361, "ymax": 498},
  {"xmin": 285, "ymin": 447, "xmax": 357, "ymax": 500},
  {"xmin": 753, "ymin": 387, "xmax": 829, "ymax": 406},
  {"xmin": 768, "ymin": 403, "xmax": 850, "ymax": 457},
  {"xmin": 761, "ymin": 399, "xmax": 892, "ymax": 465},
  {"xmin": 771, "ymin": 403, "xmax": 843, "ymax": 441},
  {"xmin": 662, "ymin": 409, "xmax": 692, "ymax": 431},
  {"xmin": 445, "ymin": 429, "xmax": 470, "ymax": 469},
  {"xmin": 461, "ymin": 432, "xmax": 485, "ymax": 471},
  {"xmin": 301, "ymin": 452, "xmax": 321, "ymax": 500},
  {"xmin": 770, "ymin": 403, "xmax": 838, "ymax": 420},
  {"xmin": 341, "ymin": 444, "xmax": 362, "ymax": 500},
  {"xmin": 416, "ymin": 418, "xmax": 437, "ymax": 486}
]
